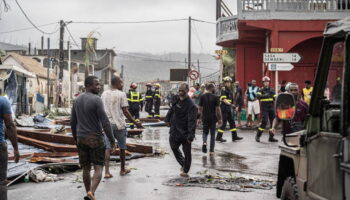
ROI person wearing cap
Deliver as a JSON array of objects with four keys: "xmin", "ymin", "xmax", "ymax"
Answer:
[
  {"xmin": 127, "ymin": 83, "xmax": 144, "ymax": 128},
  {"xmin": 332, "ymin": 77, "xmax": 342, "ymax": 103},
  {"xmin": 216, "ymin": 76, "xmax": 243, "ymax": 142},
  {"xmin": 145, "ymin": 83, "xmax": 154, "ymax": 118},
  {"xmin": 255, "ymin": 76, "xmax": 278, "ymax": 142},
  {"xmin": 302, "ymin": 80, "xmax": 313, "ymax": 105},
  {"xmin": 153, "ymin": 83, "xmax": 161, "ymax": 119}
]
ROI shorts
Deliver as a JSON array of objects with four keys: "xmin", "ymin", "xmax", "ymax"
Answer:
[
  {"xmin": 247, "ymin": 100, "xmax": 260, "ymax": 115},
  {"xmin": 104, "ymin": 124, "xmax": 128, "ymax": 150},
  {"xmin": 77, "ymin": 135, "xmax": 105, "ymax": 167}
]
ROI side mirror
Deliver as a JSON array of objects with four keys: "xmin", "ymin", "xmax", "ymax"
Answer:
[{"xmin": 275, "ymin": 93, "xmax": 296, "ymax": 121}]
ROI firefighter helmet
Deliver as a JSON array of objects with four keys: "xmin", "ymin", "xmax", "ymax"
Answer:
[
  {"xmin": 223, "ymin": 76, "xmax": 232, "ymax": 82},
  {"xmin": 130, "ymin": 82, "xmax": 138, "ymax": 89},
  {"xmin": 262, "ymin": 76, "xmax": 271, "ymax": 82},
  {"xmin": 146, "ymin": 83, "xmax": 152, "ymax": 87},
  {"xmin": 154, "ymin": 83, "xmax": 161, "ymax": 87}
]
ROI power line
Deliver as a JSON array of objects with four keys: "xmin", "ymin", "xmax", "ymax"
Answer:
[
  {"xmin": 192, "ymin": 18, "xmax": 216, "ymax": 25},
  {"xmin": 14, "ymin": 0, "xmax": 59, "ymax": 35},
  {"xmin": 0, "ymin": 22, "xmax": 58, "ymax": 34},
  {"xmin": 71, "ymin": 18, "xmax": 187, "ymax": 24},
  {"xmin": 65, "ymin": 25, "xmax": 80, "ymax": 48}
]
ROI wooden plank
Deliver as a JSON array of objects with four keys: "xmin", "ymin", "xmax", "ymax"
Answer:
[
  {"xmin": 17, "ymin": 135, "xmax": 77, "ymax": 152},
  {"xmin": 29, "ymin": 157, "xmax": 77, "ymax": 164},
  {"xmin": 17, "ymin": 129, "xmax": 76, "ymax": 145},
  {"xmin": 126, "ymin": 143, "xmax": 153, "ymax": 154},
  {"xmin": 32, "ymin": 152, "xmax": 78, "ymax": 157}
]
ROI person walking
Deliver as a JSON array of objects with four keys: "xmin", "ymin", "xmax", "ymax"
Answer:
[
  {"xmin": 145, "ymin": 83, "xmax": 154, "ymax": 118},
  {"xmin": 216, "ymin": 76, "xmax": 243, "ymax": 142},
  {"xmin": 198, "ymin": 83, "xmax": 222, "ymax": 155},
  {"xmin": 165, "ymin": 83, "xmax": 197, "ymax": 177},
  {"xmin": 272, "ymin": 83, "xmax": 309, "ymax": 135},
  {"xmin": 192, "ymin": 83, "xmax": 205, "ymax": 106},
  {"xmin": 102, "ymin": 76, "xmax": 143, "ymax": 178},
  {"xmin": 71, "ymin": 76, "xmax": 116, "ymax": 200},
  {"xmin": 246, "ymin": 80, "xmax": 261, "ymax": 127},
  {"xmin": 154, "ymin": 83, "xmax": 161, "ymax": 119},
  {"xmin": 234, "ymin": 81, "xmax": 244, "ymax": 127},
  {"xmin": 255, "ymin": 76, "xmax": 278, "ymax": 142},
  {"xmin": 127, "ymin": 83, "xmax": 144, "ymax": 128},
  {"xmin": 0, "ymin": 96, "xmax": 19, "ymax": 200},
  {"xmin": 302, "ymin": 80, "xmax": 313, "ymax": 105}
]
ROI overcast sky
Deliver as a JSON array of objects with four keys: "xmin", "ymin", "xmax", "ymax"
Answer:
[{"xmin": 0, "ymin": 0, "xmax": 237, "ymax": 54}]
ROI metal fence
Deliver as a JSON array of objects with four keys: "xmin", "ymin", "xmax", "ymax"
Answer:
[{"xmin": 241, "ymin": 0, "xmax": 350, "ymax": 11}]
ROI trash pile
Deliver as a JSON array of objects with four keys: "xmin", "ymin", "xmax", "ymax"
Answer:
[{"xmin": 164, "ymin": 174, "xmax": 275, "ymax": 192}]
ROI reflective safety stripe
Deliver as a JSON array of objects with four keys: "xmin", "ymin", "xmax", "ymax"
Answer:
[
  {"xmin": 257, "ymin": 92, "xmax": 262, "ymax": 95},
  {"xmin": 258, "ymin": 127, "xmax": 265, "ymax": 131},
  {"xmin": 129, "ymin": 92, "xmax": 141, "ymax": 102},
  {"xmin": 220, "ymin": 96, "xmax": 227, "ymax": 101},
  {"xmin": 260, "ymin": 98, "xmax": 274, "ymax": 102},
  {"xmin": 145, "ymin": 96, "xmax": 153, "ymax": 98},
  {"xmin": 129, "ymin": 123, "xmax": 134, "ymax": 125},
  {"xmin": 140, "ymin": 98, "xmax": 144, "ymax": 101},
  {"xmin": 135, "ymin": 119, "xmax": 140, "ymax": 122},
  {"xmin": 273, "ymin": 95, "xmax": 277, "ymax": 98},
  {"xmin": 226, "ymin": 100, "xmax": 232, "ymax": 103},
  {"xmin": 230, "ymin": 128, "xmax": 237, "ymax": 132},
  {"xmin": 217, "ymin": 129, "xmax": 224, "ymax": 133},
  {"xmin": 269, "ymin": 128, "xmax": 273, "ymax": 131},
  {"xmin": 147, "ymin": 115, "xmax": 153, "ymax": 117},
  {"xmin": 154, "ymin": 115, "xmax": 161, "ymax": 117}
]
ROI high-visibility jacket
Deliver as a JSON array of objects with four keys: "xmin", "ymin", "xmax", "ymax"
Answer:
[
  {"xmin": 127, "ymin": 91, "xmax": 144, "ymax": 109},
  {"xmin": 154, "ymin": 89, "xmax": 161, "ymax": 99},
  {"xmin": 257, "ymin": 87, "xmax": 276, "ymax": 104},
  {"xmin": 145, "ymin": 89, "xmax": 154, "ymax": 101},
  {"xmin": 220, "ymin": 86, "xmax": 233, "ymax": 112},
  {"xmin": 302, "ymin": 87, "xmax": 313, "ymax": 105}
]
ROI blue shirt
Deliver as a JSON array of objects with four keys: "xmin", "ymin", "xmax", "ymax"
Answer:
[{"xmin": 0, "ymin": 97, "xmax": 12, "ymax": 142}]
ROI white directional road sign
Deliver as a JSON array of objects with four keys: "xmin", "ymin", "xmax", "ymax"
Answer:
[
  {"xmin": 263, "ymin": 53, "xmax": 301, "ymax": 63},
  {"xmin": 268, "ymin": 63, "xmax": 294, "ymax": 71}
]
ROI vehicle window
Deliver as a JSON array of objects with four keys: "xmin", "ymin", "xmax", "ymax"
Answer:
[{"xmin": 324, "ymin": 41, "xmax": 344, "ymax": 104}]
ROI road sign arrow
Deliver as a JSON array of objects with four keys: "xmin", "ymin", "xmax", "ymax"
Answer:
[
  {"xmin": 264, "ymin": 53, "xmax": 301, "ymax": 63},
  {"xmin": 268, "ymin": 63, "xmax": 294, "ymax": 71}
]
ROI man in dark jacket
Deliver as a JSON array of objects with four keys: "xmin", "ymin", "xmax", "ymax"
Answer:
[{"xmin": 165, "ymin": 83, "xmax": 197, "ymax": 177}]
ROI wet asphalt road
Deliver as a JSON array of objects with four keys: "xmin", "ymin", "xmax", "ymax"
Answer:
[{"xmin": 8, "ymin": 112, "xmax": 281, "ymax": 200}]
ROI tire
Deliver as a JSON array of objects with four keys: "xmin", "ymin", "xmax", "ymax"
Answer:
[{"xmin": 281, "ymin": 177, "xmax": 299, "ymax": 200}]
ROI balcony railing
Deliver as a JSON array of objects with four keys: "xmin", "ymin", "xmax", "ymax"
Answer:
[
  {"xmin": 216, "ymin": 16, "xmax": 239, "ymax": 44},
  {"xmin": 240, "ymin": 0, "xmax": 350, "ymax": 12}
]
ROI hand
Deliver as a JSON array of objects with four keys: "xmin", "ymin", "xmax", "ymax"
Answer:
[
  {"xmin": 217, "ymin": 120, "xmax": 223, "ymax": 127},
  {"xmin": 110, "ymin": 143, "xmax": 116, "ymax": 153},
  {"xmin": 271, "ymin": 128, "xmax": 276, "ymax": 135},
  {"xmin": 135, "ymin": 121, "xmax": 144, "ymax": 129},
  {"xmin": 13, "ymin": 150, "xmax": 20, "ymax": 163}
]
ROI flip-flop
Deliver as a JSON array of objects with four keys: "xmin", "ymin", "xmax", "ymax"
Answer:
[
  {"xmin": 104, "ymin": 174, "xmax": 113, "ymax": 179},
  {"xmin": 120, "ymin": 169, "xmax": 131, "ymax": 176}
]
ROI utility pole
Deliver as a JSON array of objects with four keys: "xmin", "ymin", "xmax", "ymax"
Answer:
[
  {"xmin": 188, "ymin": 16, "xmax": 191, "ymax": 71},
  {"xmin": 47, "ymin": 37, "xmax": 50, "ymax": 108},
  {"xmin": 57, "ymin": 20, "xmax": 65, "ymax": 107},
  {"xmin": 185, "ymin": 58, "xmax": 187, "ymax": 68},
  {"xmin": 67, "ymin": 41, "xmax": 71, "ymax": 105},
  {"xmin": 197, "ymin": 59, "xmax": 201, "ymax": 84}
]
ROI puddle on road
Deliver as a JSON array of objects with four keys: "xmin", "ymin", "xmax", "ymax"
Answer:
[
  {"xmin": 201, "ymin": 152, "xmax": 248, "ymax": 172},
  {"xmin": 163, "ymin": 175, "xmax": 274, "ymax": 192}
]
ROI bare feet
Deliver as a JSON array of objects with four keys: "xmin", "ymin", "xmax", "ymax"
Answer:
[
  {"xmin": 87, "ymin": 191, "xmax": 96, "ymax": 200},
  {"xmin": 104, "ymin": 173, "xmax": 113, "ymax": 179},
  {"xmin": 180, "ymin": 172, "xmax": 189, "ymax": 177},
  {"xmin": 120, "ymin": 169, "xmax": 131, "ymax": 176}
]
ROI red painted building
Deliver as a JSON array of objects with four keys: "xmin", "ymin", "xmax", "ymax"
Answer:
[{"xmin": 216, "ymin": 0, "xmax": 349, "ymax": 91}]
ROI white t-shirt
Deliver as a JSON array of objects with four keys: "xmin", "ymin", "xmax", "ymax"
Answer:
[{"xmin": 101, "ymin": 89, "xmax": 129, "ymax": 130}]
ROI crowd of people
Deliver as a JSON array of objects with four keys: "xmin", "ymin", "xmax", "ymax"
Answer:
[{"xmin": 0, "ymin": 73, "xmax": 326, "ymax": 200}]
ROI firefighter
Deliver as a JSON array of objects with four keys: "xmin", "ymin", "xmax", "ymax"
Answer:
[
  {"xmin": 145, "ymin": 83, "xmax": 154, "ymax": 118},
  {"xmin": 153, "ymin": 83, "xmax": 161, "ymax": 119},
  {"xmin": 255, "ymin": 76, "xmax": 278, "ymax": 142},
  {"xmin": 127, "ymin": 83, "xmax": 144, "ymax": 128},
  {"xmin": 216, "ymin": 76, "xmax": 243, "ymax": 142}
]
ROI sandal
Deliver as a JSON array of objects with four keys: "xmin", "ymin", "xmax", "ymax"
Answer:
[{"xmin": 120, "ymin": 169, "xmax": 131, "ymax": 176}]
